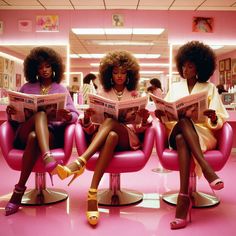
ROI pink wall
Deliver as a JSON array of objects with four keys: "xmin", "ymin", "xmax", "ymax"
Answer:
[
  {"xmin": 1, "ymin": 10, "xmax": 236, "ymax": 85},
  {"xmin": 1, "ymin": 10, "xmax": 236, "ymax": 45}
]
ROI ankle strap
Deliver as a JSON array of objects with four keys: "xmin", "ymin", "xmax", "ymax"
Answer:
[
  {"xmin": 89, "ymin": 188, "xmax": 97, "ymax": 193},
  {"xmin": 14, "ymin": 184, "xmax": 26, "ymax": 193},
  {"xmin": 42, "ymin": 151, "xmax": 52, "ymax": 161},
  {"xmin": 77, "ymin": 156, "xmax": 87, "ymax": 165}
]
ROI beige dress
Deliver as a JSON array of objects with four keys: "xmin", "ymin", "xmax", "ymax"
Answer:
[{"xmin": 82, "ymin": 88, "xmax": 148, "ymax": 150}]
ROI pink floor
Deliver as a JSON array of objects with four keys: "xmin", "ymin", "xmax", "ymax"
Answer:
[{"xmin": 0, "ymin": 149, "xmax": 236, "ymax": 236}]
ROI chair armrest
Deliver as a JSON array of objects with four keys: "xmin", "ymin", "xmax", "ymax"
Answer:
[
  {"xmin": 63, "ymin": 123, "xmax": 76, "ymax": 158},
  {"xmin": 0, "ymin": 121, "xmax": 15, "ymax": 158},
  {"xmin": 142, "ymin": 125, "xmax": 155, "ymax": 158},
  {"xmin": 215, "ymin": 122, "xmax": 233, "ymax": 158},
  {"xmin": 153, "ymin": 120, "xmax": 169, "ymax": 159},
  {"xmin": 75, "ymin": 122, "xmax": 89, "ymax": 155}
]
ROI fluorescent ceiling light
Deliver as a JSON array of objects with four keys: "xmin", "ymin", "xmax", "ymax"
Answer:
[
  {"xmin": 135, "ymin": 54, "xmax": 160, "ymax": 59},
  {"xmin": 140, "ymin": 71, "xmax": 164, "ymax": 74},
  {"xmin": 91, "ymin": 40, "xmax": 155, "ymax": 46},
  {"xmin": 72, "ymin": 54, "xmax": 160, "ymax": 59},
  {"xmin": 72, "ymin": 28, "xmax": 165, "ymax": 35},
  {"xmin": 133, "ymin": 28, "xmax": 164, "ymax": 34},
  {"xmin": 210, "ymin": 45, "xmax": 224, "ymax": 50},
  {"xmin": 140, "ymin": 63, "xmax": 169, "ymax": 67}
]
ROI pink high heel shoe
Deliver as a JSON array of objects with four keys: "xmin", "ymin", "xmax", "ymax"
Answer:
[
  {"xmin": 5, "ymin": 184, "xmax": 26, "ymax": 216},
  {"xmin": 210, "ymin": 178, "xmax": 224, "ymax": 190},
  {"xmin": 170, "ymin": 193, "xmax": 192, "ymax": 230},
  {"xmin": 42, "ymin": 151, "xmax": 62, "ymax": 185}
]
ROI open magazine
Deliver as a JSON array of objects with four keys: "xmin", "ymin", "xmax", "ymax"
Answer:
[
  {"xmin": 88, "ymin": 94, "xmax": 148, "ymax": 124},
  {"xmin": 149, "ymin": 91, "xmax": 208, "ymax": 123},
  {"xmin": 7, "ymin": 90, "xmax": 67, "ymax": 122}
]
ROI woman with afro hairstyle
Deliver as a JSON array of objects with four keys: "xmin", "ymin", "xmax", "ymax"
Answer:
[
  {"xmin": 57, "ymin": 50, "xmax": 151, "ymax": 226},
  {"xmin": 155, "ymin": 41, "xmax": 228, "ymax": 229},
  {"xmin": 5, "ymin": 46, "xmax": 79, "ymax": 216}
]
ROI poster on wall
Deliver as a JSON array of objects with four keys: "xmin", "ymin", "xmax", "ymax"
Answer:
[
  {"xmin": 16, "ymin": 74, "xmax": 22, "ymax": 88},
  {"xmin": 18, "ymin": 20, "xmax": 32, "ymax": 32},
  {"xmin": 231, "ymin": 58, "xmax": 236, "ymax": 75},
  {"xmin": 112, "ymin": 14, "xmax": 124, "ymax": 27},
  {"xmin": 0, "ymin": 21, "xmax": 3, "ymax": 34},
  {"xmin": 192, "ymin": 17, "xmax": 213, "ymax": 33},
  {"xmin": 36, "ymin": 15, "xmax": 59, "ymax": 32},
  {"xmin": 3, "ymin": 74, "xmax": 9, "ymax": 88}
]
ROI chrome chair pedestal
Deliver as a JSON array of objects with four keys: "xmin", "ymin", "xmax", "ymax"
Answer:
[
  {"xmin": 98, "ymin": 173, "xmax": 143, "ymax": 206},
  {"xmin": 21, "ymin": 173, "xmax": 68, "ymax": 205}
]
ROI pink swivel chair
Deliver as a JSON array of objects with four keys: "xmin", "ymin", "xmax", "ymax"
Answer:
[
  {"xmin": 0, "ymin": 121, "xmax": 75, "ymax": 205},
  {"xmin": 75, "ymin": 122, "xmax": 155, "ymax": 206},
  {"xmin": 154, "ymin": 120, "xmax": 233, "ymax": 207}
]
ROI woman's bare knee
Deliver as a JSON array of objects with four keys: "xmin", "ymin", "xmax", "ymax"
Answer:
[
  {"xmin": 107, "ymin": 131, "xmax": 119, "ymax": 144},
  {"xmin": 27, "ymin": 131, "xmax": 37, "ymax": 144}
]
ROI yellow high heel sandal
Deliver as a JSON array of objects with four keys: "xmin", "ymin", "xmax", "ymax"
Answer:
[
  {"xmin": 56, "ymin": 156, "xmax": 86, "ymax": 186},
  {"xmin": 86, "ymin": 188, "xmax": 99, "ymax": 226}
]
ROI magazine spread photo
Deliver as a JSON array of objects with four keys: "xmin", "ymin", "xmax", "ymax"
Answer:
[
  {"xmin": 7, "ymin": 90, "xmax": 67, "ymax": 122},
  {"xmin": 88, "ymin": 93, "xmax": 148, "ymax": 124},
  {"xmin": 149, "ymin": 91, "xmax": 208, "ymax": 123}
]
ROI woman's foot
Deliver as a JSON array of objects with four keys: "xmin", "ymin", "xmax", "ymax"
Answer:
[
  {"xmin": 5, "ymin": 184, "xmax": 26, "ymax": 216},
  {"xmin": 170, "ymin": 193, "xmax": 192, "ymax": 230},
  {"xmin": 203, "ymin": 168, "xmax": 224, "ymax": 190},
  {"xmin": 42, "ymin": 151, "xmax": 58, "ymax": 173},
  {"xmin": 86, "ymin": 188, "xmax": 99, "ymax": 226},
  {"xmin": 56, "ymin": 156, "xmax": 87, "ymax": 186}
]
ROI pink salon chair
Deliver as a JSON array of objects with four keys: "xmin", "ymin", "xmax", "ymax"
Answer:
[
  {"xmin": 154, "ymin": 120, "xmax": 233, "ymax": 207},
  {"xmin": 0, "ymin": 121, "xmax": 75, "ymax": 205},
  {"xmin": 75, "ymin": 122, "xmax": 155, "ymax": 206}
]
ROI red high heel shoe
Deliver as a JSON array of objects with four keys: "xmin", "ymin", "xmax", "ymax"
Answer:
[
  {"xmin": 5, "ymin": 184, "xmax": 26, "ymax": 216},
  {"xmin": 170, "ymin": 193, "xmax": 192, "ymax": 230}
]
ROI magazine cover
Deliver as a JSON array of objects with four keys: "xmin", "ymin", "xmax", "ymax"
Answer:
[
  {"xmin": 7, "ymin": 90, "xmax": 66, "ymax": 122},
  {"xmin": 88, "ymin": 94, "xmax": 148, "ymax": 124}
]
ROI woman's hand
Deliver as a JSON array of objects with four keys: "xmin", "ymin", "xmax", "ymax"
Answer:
[
  {"xmin": 57, "ymin": 109, "xmax": 72, "ymax": 122},
  {"xmin": 137, "ymin": 108, "xmax": 150, "ymax": 125},
  {"xmin": 154, "ymin": 109, "xmax": 165, "ymax": 121},
  {"xmin": 84, "ymin": 108, "xmax": 96, "ymax": 124},
  {"xmin": 203, "ymin": 109, "xmax": 218, "ymax": 124},
  {"xmin": 6, "ymin": 105, "xmax": 16, "ymax": 116},
  {"xmin": 137, "ymin": 108, "xmax": 150, "ymax": 121}
]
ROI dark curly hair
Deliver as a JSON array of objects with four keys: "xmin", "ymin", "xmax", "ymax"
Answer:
[
  {"xmin": 99, "ymin": 50, "xmax": 140, "ymax": 91},
  {"xmin": 150, "ymin": 78, "xmax": 162, "ymax": 90},
  {"xmin": 23, "ymin": 46, "xmax": 65, "ymax": 83},
  {"xmin": 175, "ymin": 41, "xmax": 216, "ymax": 82}
]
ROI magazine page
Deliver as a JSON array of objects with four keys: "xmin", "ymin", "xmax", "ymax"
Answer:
[
  {"xmin": 8, "ymin": 90, "xmax": 37, "ymax": 122},
  {"xmin": 150, "ymin": 91, "xmax": 208, "ymax": 123},
  {"xmin": 88, "ymin": 94, "xmax": 119, "ymax": 124},
  {"xmin": 36, "ymin": 93, "xmax": 66, "ymax": 121},
  {"xmin": 117, "ymin": 96, "xmax": 148, "ymax": 124},
  {"xmin": 88, "ymin": 94, "xmax": 148, "ymax": 124},
  {"xmin": 7, "ymin": 90, "xmax": 66, "ymax": 122}
]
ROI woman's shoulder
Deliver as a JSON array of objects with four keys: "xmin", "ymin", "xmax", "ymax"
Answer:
[
  {"xmin": 20, "ymin": 82, "xmax": 40, "ymax": 93},
  {"xmin": 51, "ymin": 82, "xmax": 68, "ymax": 92}
]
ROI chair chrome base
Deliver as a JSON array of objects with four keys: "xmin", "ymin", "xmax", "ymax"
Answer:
[
  {"xmin": 98, "ymin": 188, "xmax": 143, "ymax": 206},
  {"xmin": 162, "ymin": 190, "xmax": 220, "ymax": 208},
  {"xmin": 21, "ymin": 188, "xmax": 68, "ymax": 205}
]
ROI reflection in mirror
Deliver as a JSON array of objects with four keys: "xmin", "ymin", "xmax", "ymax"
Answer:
[
  {"xmin": 0, "ymin": 44, "xmax": 69, "ymax": 100},
  {"xmin": 69, "ymin": 29, "xmax": 170, "ymax": 95}
]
